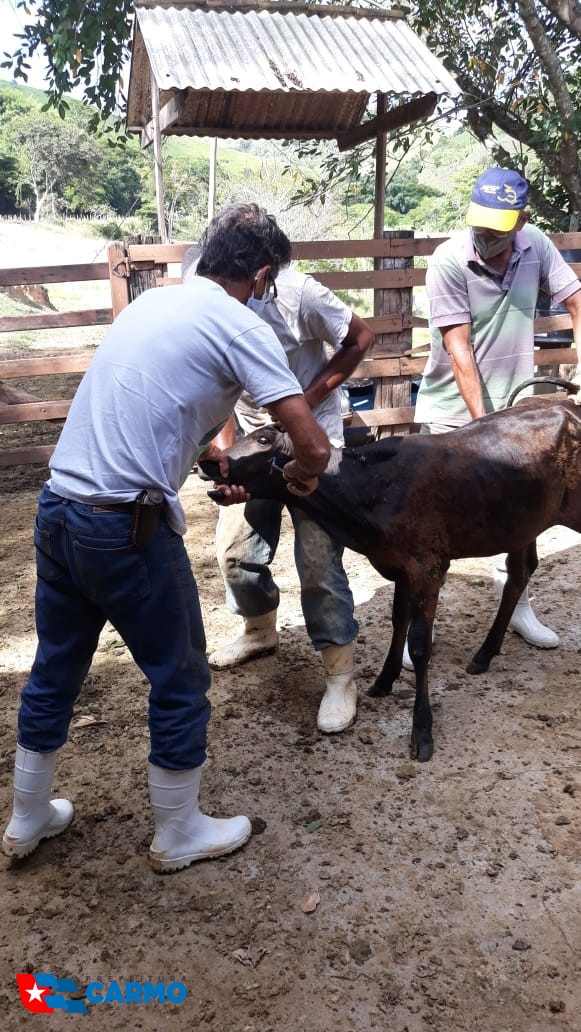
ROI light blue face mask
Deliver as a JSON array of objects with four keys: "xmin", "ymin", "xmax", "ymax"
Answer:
[
  {"xmin": 471, "ymin": 227, "xmax": 516, "ymax": 260},
  {"xmin": 247, "ymin": 290, "xmax": 297, "ymax": 351}
]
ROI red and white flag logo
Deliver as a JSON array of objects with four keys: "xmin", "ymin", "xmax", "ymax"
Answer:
[{"xmin": 16, "ymin": 974, "xmax": 54, "ymax": 1013}]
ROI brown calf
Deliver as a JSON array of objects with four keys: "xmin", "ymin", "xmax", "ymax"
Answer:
[{"xmin": 200, "ymin": 397, "xmax": 581, "ymax": 762}]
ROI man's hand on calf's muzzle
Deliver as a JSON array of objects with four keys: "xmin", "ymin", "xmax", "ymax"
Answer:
[
  {"xmin": 209, "ymin": 483, "xmax": 252, "ymax": 506},
  {"xmin": 282, "ymin": 460, "xmax": 319, "ymax": 497},
  {"xmin": 198, "ymin": 443, "xmax": 230, "ymax": 479},
  {"xmin": 197, "ymin": 445, "xmax": 253, "ymax": 505}
]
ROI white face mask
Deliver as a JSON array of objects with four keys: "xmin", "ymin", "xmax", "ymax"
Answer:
[{"xmin": 471, "ymin": 227, "xmax": 516, "ymax": 260}]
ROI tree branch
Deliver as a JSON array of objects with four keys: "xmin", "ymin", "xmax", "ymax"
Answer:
[
  {"xmin": 538, "ymin": 0, "xmax": 581, "ymax": 39},
  {"xmin": 517, "ymin": 0, "xmax": 581, "ymax": 224}
]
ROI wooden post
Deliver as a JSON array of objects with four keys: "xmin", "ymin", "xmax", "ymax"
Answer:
[
  {"xmin": 107, "ymin": 237, "xmax": 163, "ymax": 319},
  {"xmin": 373, "ymin": 93, "xmax": 387, "ymax": 251},
  {"xmin": 125, "ymin": 235, "xmax": 163, "ymax": 302},
  {"xmin": 373, "ymin": 229, "xmax": 414, "ymax": 437},
  {"xmin": 151, "ymin": 70, "xmax": 167, "ymax": 244},
  {"xmin": 107, "ymin": 242, "xmax": 131, "ymax": 318},
  {"xmin": 208, "ymin": 137, "xmax": 218, "ymax": 224}
]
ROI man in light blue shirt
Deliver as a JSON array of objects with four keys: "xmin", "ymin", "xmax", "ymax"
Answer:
[{"xmin": 2, "ymin": 223, "xmax": 330, "ymax": 875}]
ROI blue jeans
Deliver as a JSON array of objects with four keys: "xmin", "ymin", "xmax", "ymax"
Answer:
[
  {"xmin": 215, "ymin": 501, "xmax": 358, "ymax": 651},
  {"xmin": 18, "ymin": 485, "xmax": 211, "ymax": 770}
]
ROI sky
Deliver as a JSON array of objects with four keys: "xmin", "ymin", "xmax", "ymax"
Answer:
[
  {"xmin": 1, "ymin": 0, "xmax": 54, "ymax": 92},
  {"xmin": 1, "ymin": 0, "xmax": 131, "ymax": 105}
]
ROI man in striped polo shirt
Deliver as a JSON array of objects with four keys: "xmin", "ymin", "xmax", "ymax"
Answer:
[{"xmin": 413, "ymin": 167, "xmax": 581, "ymax": 657}]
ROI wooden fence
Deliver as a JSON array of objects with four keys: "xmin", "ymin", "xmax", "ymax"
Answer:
[{"xmin": 0, "ymin": 231, "xmax": 579, "ymax": 467}]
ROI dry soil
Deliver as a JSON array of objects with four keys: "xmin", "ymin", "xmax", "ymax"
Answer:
[{"xmin": 0, "ymin": 464, "xmax": 580, "ymax": 1032}]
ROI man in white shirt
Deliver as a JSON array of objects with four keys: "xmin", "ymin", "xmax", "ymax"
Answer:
[{"xmin": 183, "ymin": 204, "xmax": 373, "ymax": 735}]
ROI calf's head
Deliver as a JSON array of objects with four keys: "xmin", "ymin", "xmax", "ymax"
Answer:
[{"xmin": 198, "ymin": 424, "xmax": 293, "ymax": 498}]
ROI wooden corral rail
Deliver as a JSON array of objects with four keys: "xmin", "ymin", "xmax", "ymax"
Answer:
[
  {"xmin": 0, "ymin": 261, "xmax": 111, "ymax": 465},
  {"xmin": 109, "ymin": 233, "xmax": 580, "ymax": 440},
  {"xmin": 0, "ymin": 233, "xmax": 579, "ymax": 466}
]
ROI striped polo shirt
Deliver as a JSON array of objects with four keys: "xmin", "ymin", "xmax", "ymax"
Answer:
[{"xmin": 415, "ymin": 224, "xmax": 580, "ymax": 427}]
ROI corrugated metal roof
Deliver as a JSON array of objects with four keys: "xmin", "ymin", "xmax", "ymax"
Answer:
[{"xmin": 127, "ymin": 4, "xmax": 460, "ymax": 140}]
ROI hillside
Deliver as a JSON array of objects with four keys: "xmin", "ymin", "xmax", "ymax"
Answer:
[
  {"xmin": 0, "ymin": 78, "xmax": 272, "ymax": 183},
  {"xmin": 0, "ymin": 78, "xmax": 497, "ymax": 238}
]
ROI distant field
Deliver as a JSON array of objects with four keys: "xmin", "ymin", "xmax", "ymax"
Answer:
[{"xmin": 164, "ymin": 135, "xmax": 266, "ymax": 177}]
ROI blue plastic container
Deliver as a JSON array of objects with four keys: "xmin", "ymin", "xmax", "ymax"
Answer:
[{"xmin": 346, "ymin": 378, "xmax": 375, "ymax": 412}]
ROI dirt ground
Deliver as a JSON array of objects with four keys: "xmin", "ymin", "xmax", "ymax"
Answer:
[{"xmin": 0, "ymin": 460, "xmax": 580, "ymax": 1032}]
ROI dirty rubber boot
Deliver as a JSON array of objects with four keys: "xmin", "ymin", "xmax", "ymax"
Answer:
[
  {"xmin": 402, "ymin": 638, "xmax": 414, "ymax": 671},
  {"xmin": 208, "ymin": 611, "xmax": 279, "ymax": 670},
  {"xmin": 402, "ymin": 623, "xmax": 436, "ymax": 671},
  {"xmin": 2, "ymin": 745, "xmax": 73, "ymax": 859},
  {"xmin": 317, "ymin": 643, "xmax": 358, "ymax": 734},
  {"xmin": 492, "ymin": 560, "xmax": 558, "ymax": 649},
  {"xmin": 148, "ymin": 764, "xmax": 252, "ymax": 874},
  {"xmin": 508, "ymin": 590, "xmax": 559, "ymax": 648}
]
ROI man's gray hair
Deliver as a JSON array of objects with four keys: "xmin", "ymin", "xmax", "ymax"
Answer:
[{"xmin": 182, "ymin": 203, "xmax": 292, "ymax": 283}]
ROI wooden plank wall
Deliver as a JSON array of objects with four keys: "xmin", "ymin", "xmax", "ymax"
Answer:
[
  {"xmin": 0, "ymin": 233, "xmax": 579, "ymax": 466},
  {"xmin": 0, "ymin": 261, "xmax": 111, "ymax": 465}
]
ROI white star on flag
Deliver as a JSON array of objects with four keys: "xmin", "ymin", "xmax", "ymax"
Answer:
[{"xmin": 26, "ymin": 981, "xmax": 47, "ymax": 1004}]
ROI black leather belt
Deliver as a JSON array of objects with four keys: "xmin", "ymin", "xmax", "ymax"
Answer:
[
  {"xmin": 91, "ymin": 492, "xmax": 164, "ymax": 547},
  {"xmin": 92, "ymin": 501, "xmax": 137, "ymax": 514}
]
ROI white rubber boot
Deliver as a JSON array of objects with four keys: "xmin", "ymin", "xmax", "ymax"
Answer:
[
  {"xmin": 402, "ymin": 639, "xmax": 414, "ymax": 671},
  {"xmin": 148, "ymin": 764, "xmax": 252, "ymax": 873},
  {"xmin": 508, "ymin": 589, "xmax": 559, "ymax": 647},
  {"xmin": 2, "ymin": 745, "xmax": 73, "ymax": 859},
  {"xmin": 317, "ymin": 643, "xmax": 358, "ymax": 734},
  {"xmin": 208, "ymin": 611, "xmax": 279, "ymax": 670},
  {"xmin": 402, "ymin": 622, "xmax": 436, "ymax": 671},
  {"xmin": 492, "ymin": 560, "xmax": 559, "ymax": 648}
]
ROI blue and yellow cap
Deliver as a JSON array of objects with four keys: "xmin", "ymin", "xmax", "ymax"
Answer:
[{"xmin": 466, "ymin": 168, "xmax": 529, "ymax": 232}]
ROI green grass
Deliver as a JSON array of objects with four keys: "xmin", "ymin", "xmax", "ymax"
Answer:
[{"xmin": 164, "ymin": 136, "xmax": 266, "ymax": 177}]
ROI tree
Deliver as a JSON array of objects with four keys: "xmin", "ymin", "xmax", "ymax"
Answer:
[
  {"xmin": 90, "ymin": 140, "xmax": 148, "ymax": 218},
  {"xmin": 292, "ymin": 0, "xmax": 581, "ymax": 229},
  {"xmin": 400, "ymin": 0, "xmax": 581, "ymax": 229},
  {"xmin": 407, "ymin": 165, "xmax": 483, "ymax": 232},
  {"xmin": 158, "ymin": 152, "xmax": 210, "ymax": 240},
  {"xmin": 137, "ymin": 145, "xmax": 236, "ymax": 240},
  {"xmin": 384, "ymin": 159, "xmax": 441, "ymax": 215},
  {"xmin": 0, "ymin": 152, "xmax": 20, "ymax": 215},
  {"xmin": 2, "ymin": 0, "xmax": 134, "ymax": 134},
  {"xmin": 5, "ymin": 109, "xmax": 100, "ymax": 220}
]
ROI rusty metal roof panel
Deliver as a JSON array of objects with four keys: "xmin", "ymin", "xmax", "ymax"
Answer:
[
  {"xmin": 171, "ymin": 89, "xmax": 367, "ymax": 139},
  {"xmin": 127, "ymin": 5, "xmax": 460, "ymax": 137}
]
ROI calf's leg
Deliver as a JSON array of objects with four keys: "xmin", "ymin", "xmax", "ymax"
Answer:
[
  {"xmin": 467, "ymin": 544, "xmax": 535, "ymax": 674},
  {"xmin": 368, "ymin": 576, "xmax": 410, "ymax": 697},
  {"xmin": 406, "ymin": 562, "xmax": 447, "ymax": 762},
  {"xmin": 408, "ymin": 602, "xmax": 437, "ymax": 763}
]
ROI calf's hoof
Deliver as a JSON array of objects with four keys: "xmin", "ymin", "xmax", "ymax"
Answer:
[
  {"xmin": 466, "ymin": 650, "xmax": 492, "ymax": 675},
  {"xmin": 367, "ymin": 677, "xmax": 393, "ymax": 698},
  {"xmin": 410, "ymin": 738, "xmax": 434, "ymax": 762}
]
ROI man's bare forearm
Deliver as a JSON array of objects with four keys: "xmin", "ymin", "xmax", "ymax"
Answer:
[{"xmin": 442, "ymin": 324, "xmax": 486, "ymax": 420}]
